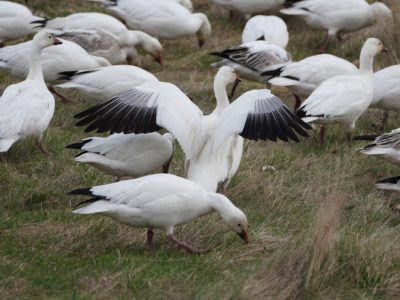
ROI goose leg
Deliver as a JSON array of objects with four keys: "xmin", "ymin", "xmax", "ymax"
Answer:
[
  {"xmin": 36, "ymin": 136, "xmax": 49, "ymax": 155},
  {"xmin": 293, "ymin": 94, "xmax": 302, "ymax": 112},
  {"xmin": 346, "ymin": 131, "xmax": 352, "ymax": 145},
  {"xmin": 167, "ymin": 234, "xmax": 210, "ymax": 254},
  {"xmin": 319, "ymin": 34, "xmax": 332, "ymax": 53},
  {"xmin": 47, "ymin": 85, "xmax": 75, "ymax": 104},
  {"xmin": 319, "ymin": 125, "xmax": 326, "ymax": 146},
  {"xmin": 147, "ymin": 229, "xmax": 155, "ymax": 249},
  {"xmin": 380, "ymin": 111, "xmax": 389, "ymax": 131}
]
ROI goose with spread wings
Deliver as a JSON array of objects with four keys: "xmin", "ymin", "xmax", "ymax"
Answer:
[{"xmin": 74, "ymin": 66, "xmax": 311, "ymax": 192}]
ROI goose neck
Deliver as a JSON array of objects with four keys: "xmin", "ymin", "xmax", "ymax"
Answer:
[
  {"xmin": 359, "ymin": 46, "xmax": 375, "ymax": 76},
  {"xmin": 208, "ymin": 193, "xmax": 235, "ymax": 217},
  {"xmin": 27, "ymin": 43, "xmax": 44, "ymax": 81},
  {"xmin": 213, "ymin": 77, "xmax": 230, "ymax": 113}
]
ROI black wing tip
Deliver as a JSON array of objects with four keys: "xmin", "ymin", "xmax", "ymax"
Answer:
[
  {"xmin": 65, "ymin": 139, "xmax": 92, "ymax": 150},
  {"xmin": 353, "ymin": 135, "xmax": 379, "ymax": 141},
  {"xmin": 209, "ymin": 51, "xmax": 225, "ymax": 58},
  {"xmin": 58, "ymin": 69, "xmax": 97, "ymax": 81},
  {"xmin": 261, "ymin": 67, "xmax": 284, "ymax": 78},
  {"xmin": 30, "ymin": 18, "xmax": 48, "ymax": 28},
  {"xmin": 376, "ymin": 176, "xmax": 400, "ymax": 185},
  {"xmin": 67, "ymin": 188, "xmax": 93, "ymax": 196}
]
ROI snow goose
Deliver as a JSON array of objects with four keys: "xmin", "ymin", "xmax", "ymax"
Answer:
[
  {"xmin": 369, "ymin": 65, "xmax": 400, "ymax": 130},
  {"xmin": 376, "ymin": 176, "xmax": 400, "ymax": 192},
  {"xmin": 31, "ymin": 13, "xmax": 163, "ymax": 64},
  {"xmin": 74, "ymin": 66, "xmax": 311, "ymax": 192},
  {"xmin": 267, "ymin": 54, "xmax": 358, "ymax": 110},
  {"xmin": 93, "ymin": 0, "xmax": 211, "ymax": 47},
  {"xmin": 281, "ymin": 0, "xmax": 392, "ymax": 53},
  {"xmin": 296, "ymin": 38, "xmax": 387, "ymax": 145},
  {"xmin": 210, "ymin": 41, "xmax": 291, "ymax": 94},
  {"xmin": 211, "ymin": 0, "xmax": 287, "ymax": 18},
  {"xmin": 69, "ymin": 173, "xmax": 249, "ymax": 254},
  {"xmin": 242, "ymin": 15, "xmax": 289, "ymax": 48},
  {"xmin": 66, "ymin": 132, "xmax": 174, "ymax": 180},
  {"xmin": 56, "ymin": 65, "xmax": 159, "ymax": 100},
  {"xmin": 0, "ymin": 31, "xmax": 62, "ymax": 154},
  {"xmin": 0, "ymin": 1, "xmax": 42, "ymax": 47},
  {"xmin": 355, "ymin": 129, "xmax": 400, "ymax": 166}
]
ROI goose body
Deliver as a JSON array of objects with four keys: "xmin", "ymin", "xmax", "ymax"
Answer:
[
  {"xmin": 0, "ymin": 39, "xmax": 110, "ymax": 83},
  {"xmin": 0, "ymin": 32, "xmax": 61, "ymax": 153},
  {"xmin": 242, "ymin": 15, "xmax": 289, "ymax": 48},
  {"xmin": 210, "ymin": 41, "xmax": 291, "ymax": 83},
  {"xmin": 212, "ymin": 0, "xmax": 285, "ymax": 16},
  {"xmin": 370, "ymin": 65, "xmax": 400, "ymax": 113},
  {"xmin": 66, "ymin": 132, "xmax": 174, "ymax": 180},
  {"xmin": 32, "ymin": 12, "xmax": 163, "ymax": 63},
  {"xmin": 98, "ymin": 0, "xmax": 211, "ymax": 46},
  {"xmin": 0, "ymin": 1, "xmax": 42, "ymax": 45},
  {"xmin": 74, "ymin": 66, "xmax": 310, "ymax": 192},
  {"xmin": 57, "ymin": 65, "xmax": 158, "ymax": 100},
  {"xmin": 69, "ymin": 173, "xmax": 249, "ymax": 254},
  {"xmin": 281, "ymin": 0, "xmax": 392, "ymax": 52},
  {"xmin": 297, "ymin": 38, "xmax": 386, "ymax": 144}
]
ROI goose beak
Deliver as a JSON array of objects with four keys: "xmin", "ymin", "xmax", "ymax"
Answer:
[
  {"xmin": 52, "ymin": 37, "xmax": 62, "ymax": 45},
  {"xmin": 230, "ymin": 75, "xmax": 242, "ymax": 99},
  {"xmin": 154, "ymin": 53, "xmax": 163, "ymax": 66},
  {"xmin": 238, "ymin": 229, "xmax": 249, "ymax": 244},
  {"xmin": 382, "ymin": 47, "xmax": 389, "ymax": 53}
]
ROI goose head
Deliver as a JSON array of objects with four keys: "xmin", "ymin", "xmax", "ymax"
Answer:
[
  {"xmin": 215, "ymin": 66, "xmax": 240, "ymax": 87},
  {"xmin": 359, "ymin": 38, "xmax": 387, "ymax": 75},
  {"xmin": 222, "ymin": 203, "xmax": 249, "ymax": 243},
  {"xmin": 142, "ymin": 37, "xmax": 164, "ymax": 66},
  {"xmin": 370, "ymin": 2, "xmax": 392, "ymax": 21},
  {"xmin": 194, "ymin": 13, "xmax": 211, "ymax": 48},
  {"xmin": 126, "ymin": 31, "xmax": 164, "ymax": 65},
  {"xmin": 32, "ymin": 31, "xmax": 62, "ymax": 49}
]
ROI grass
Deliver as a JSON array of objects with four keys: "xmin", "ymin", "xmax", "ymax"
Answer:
[{"xmin": 1, "ymin": 0, "xmax": 400, "ymax": 299}]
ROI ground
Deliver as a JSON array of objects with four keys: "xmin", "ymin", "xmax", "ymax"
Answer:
[{"xmin": 1, "ymin": 0, "xmax": 400, "ymax": 299}]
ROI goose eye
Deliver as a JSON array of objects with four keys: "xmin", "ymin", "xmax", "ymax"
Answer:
[{"xmin": 237, "ymin": 223, "xmax": 241, "ymax": 227}]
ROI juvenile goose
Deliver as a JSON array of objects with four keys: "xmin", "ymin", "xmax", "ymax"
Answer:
[
  {"xmin": 281, "ymin": 0, "xmax": 392, "ymax": 52},
  {"xmin": 0, "ymin": 1, "xmax": 42, "ymax": 47},
  {"xmin": 370, "ymin": 65, "xmax": 400, "ymax": 130},
  {"xmin": 0, "ymin": 31, "xmax": 62, "ymax": 154},
  {"xmin": 267, "ymin": 54, "xmax": 358, "ymax": 110},
  {"xmin": 242, "ymin": 15, "xmax": 289, "ymax": 48},
  {"xmin": 297, "ymin": 38, "xmax": 387, "ymax": 145},
  {"xmin": 69, "ymin": 173, "xmax": 249, "ymax": 254},
  {"xmin": 66, "ymin": 132, "xmax": 174, "ymax": 181},
  {"xmin": 31, "ymin": 12, "xmax": 163, "ymax": 64},
  {"xmin": 56, "ymin": 65, "xmax": 158, "ymax": 100},
  {"xmin": 74, "ymin": 66, "xmax": 311, "ymax": 192},
  {"xmin": 94, "ymin": 0, "xmax": 211, "ymax": 47}
]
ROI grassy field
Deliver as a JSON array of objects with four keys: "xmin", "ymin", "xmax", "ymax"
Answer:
[{"xmin": 1, "ymin": 0, "xmax": 400, "ymax": 299}]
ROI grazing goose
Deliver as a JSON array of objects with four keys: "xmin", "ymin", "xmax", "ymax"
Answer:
[
  {"xmin": 69, "ymin": 173, "xmax": 249, "ymax": 254},
  {"xmin": 210, "ymin": 41, "xmax": 291, "ymax": 92},
  {"xmin": 267, "ymin": 54, "xmax": 358, "ymax": 110},
  {"xmin": 0, "ymin": 31, "xmax": 62, "ymax": 154},
  {"xmin": 356, "ymin": 129, "xmax": 400, "ymax": 166},
  {"xmin": 376, "ymin": 176, "xmax": 400, "ymax": 192},
  {"xmin": 297, "ymin": 38, "xmax": 386, "ymax": 145},
  {"xmin": 211, "ymin": 0, "xmax": 288, "ymax": 17},
  {"xmin": 369, "ymin": 65, "xmax": 400, "ymax": 130},
  {"xmin": 281, "ymin": 0, "xmax": 392, "ymax": 53},
  {"xmin": 242, "ymin": 15, "xmax": 289, "ymax": 48},
  {"xmin": 56, "ymin": 65, "xmax": 159, "ymax": 100},
  {"xmin": 0, "ymin": 1, "xmax": 42, "ymax": 47},
  {"xmin": 0, "ymin": 39, "xmax": 110, "ymax": 102},
  {"xmin": 66, "ymin": 132, "xmax": 174, "ymax": 181},
  {"xmin": 31, "ymin": 12, "xmax": 163, "ymax": 64},
  {"xmin": 74, "ymin": 66, "xmax": 311, "ymax": 192},
  {"xmin": 93, "ymin": 0, "xmax": 211, "ymax": 47}
]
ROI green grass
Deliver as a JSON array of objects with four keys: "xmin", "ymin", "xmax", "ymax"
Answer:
[{"xmin": 1, "ymin": 0, "xmax": 400, "ymax": 299}]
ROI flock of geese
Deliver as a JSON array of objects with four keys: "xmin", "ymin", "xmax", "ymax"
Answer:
[{"xmin": 0, "ymin": 0, "xmax": 399, "ymax": 254}]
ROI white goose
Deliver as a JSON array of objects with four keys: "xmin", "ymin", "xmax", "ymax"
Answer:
[
  {"xmin": 210, "ymin": 41, "xmax": 291, "ymax": 89},
  {"xmin": 74, "ymin": 66, "xmax": 311, "ymax": 192},
  {"xmin": 281, "ymin": 0, "xmax": 392, "ymax": 52},
  {"xmin": 0, "ymin": 1, "xmax": 42, "ymax": 47},
  {"xmin": 90, "ymin": 0, "xmax": 194, "ymax": 12},
  {"xmin": 211, "ymin": 0, "xmax": 287, "ymax": 17},
  {"xmin": 370, "ymin": 65, "xmax": 400, "ymax": 130},
  {"xmin": 242, "ymin": 15, "xmax": 289, "ymax": 48},
  {"xmin": 0, "ymin": 31, "xmax": 62, "ymax": 154},
  {"xmin": 32, "ymin": 12, "xmax": 163, "ymax": 64},
  {"xmin": 66, "ymin": 132, "xmax": 174, "ymax": 180},
  {"xmin": 94, "ymin": 0, "xmax": 211, "ymax": 47},
  {"xmin": 69, "ymin": 173, "xmax": 249, "ymax": 254},
  {"xmin": 267, "ymin": 54, "xmax": 358, "ymax": 110},
  {"xmin": 297, "ymin": 38, "xmax": 387, "ymax": 145},
  {"xmin": 56, "ymin": 65, "xmax": 159, "ymax": 100},
  {"xmin": 376, "ymin": 176, "xmax": 400, "ymax": 192},
  {"xmin": 356, "ymin": 129, "xmax": 400, "ymax": 166}
]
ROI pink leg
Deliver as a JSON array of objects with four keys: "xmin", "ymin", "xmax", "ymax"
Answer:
[
  {"xmin": 147, "ymin": 229, "xmax": 155, "ymax": 249},
  {"xmin": 319, "ymin": 125, "xmax": 326, "ymax": 146},
  {"xmin": 293, "ymin": 94, "xmax": 302, "ymax": 112},
  {"xmin": 48, "ymin": 85, "xmax": 75, "ymax": 104},
  {"xmin": 167, "ymin": 234, "xmax": 210, "ymax": 255}
]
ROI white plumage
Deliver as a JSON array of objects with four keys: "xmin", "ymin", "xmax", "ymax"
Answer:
[
  {"xmin": 0, "ymin": 32, "xmax": 62, "ymax": 153},
  {"xmin": 212, "ymin": 0, "xmax": 286, "ymax": 16},
  {"xmin": 66, "ymin": 132, "xmax": 174, "ymax": 180},
  {"xmin": 297, "ymin": 38, "xmax": 386, "ymax": 144},
  {"xmin": 74, "ymin": 67, "xmax": 310, "ymax": 192},
  {"xmin": 242, "ymin": 15, "xmax": 289, "ymax": 48},
  {"xmin": 69, "ymin": 173, "xmax": 249, "ymax": 254},
  {"xmin": 56, "ymin": 65, "xmax": 159, "ymax": 100}
]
